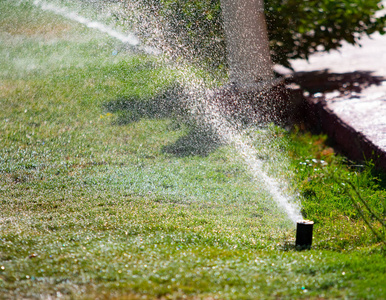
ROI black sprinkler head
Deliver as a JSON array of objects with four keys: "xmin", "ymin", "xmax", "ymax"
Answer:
[{"xmin": 295, "ymin": 220, "xmax": 314, "ymax": 250}]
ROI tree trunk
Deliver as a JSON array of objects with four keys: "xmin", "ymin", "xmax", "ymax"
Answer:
[{"xmin": 220, "ymin": 0, "xmax": 274, "ymax": 90}]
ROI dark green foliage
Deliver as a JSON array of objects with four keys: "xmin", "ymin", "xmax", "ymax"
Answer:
[
  {"xmin": 266, "ymin": 0, "xmax": 386, "ymax": 68},
  {"xmin": 136, "ymin": 0, "xmax": 386, "ymax": 69}
]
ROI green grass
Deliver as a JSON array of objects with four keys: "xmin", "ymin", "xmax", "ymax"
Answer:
[{"xmin": 1, "ymin": 0, "xmax": 385, "ymax": 299}]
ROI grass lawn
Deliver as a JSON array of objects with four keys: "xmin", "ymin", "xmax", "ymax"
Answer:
[{"xmin": 1, "ymin": 1, "xmax": 385, "ymax": 299}]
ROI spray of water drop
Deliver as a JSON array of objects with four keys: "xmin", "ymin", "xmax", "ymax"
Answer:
[
  {"xmin": 172, "ymin": 70, "xmax": 303, "ymax": 223},
  {"xmin": 30, "ymin": 0, "xmax": 303, "ymax": 224}
]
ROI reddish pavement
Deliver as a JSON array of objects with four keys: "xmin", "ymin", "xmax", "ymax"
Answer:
[{"xmin": 276, "ymin": 5, "xmax": 386, "ymax": 169}]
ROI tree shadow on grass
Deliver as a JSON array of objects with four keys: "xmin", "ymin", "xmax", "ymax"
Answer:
[
  {"xmin": 162, "ymin": 129, "xmax": 222, "ymax": 157},
  {"xmin": 103, "ymin": 84, "xmax": 222, "ymax": 157},
  {"xmin": 103, "ymin": 85, "xmax": 185, "ymax": 125}
]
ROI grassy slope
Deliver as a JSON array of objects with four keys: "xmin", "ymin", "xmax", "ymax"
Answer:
[{"xmin": 1, "ymin": 1, "xmax": 385, "ymax": 299}]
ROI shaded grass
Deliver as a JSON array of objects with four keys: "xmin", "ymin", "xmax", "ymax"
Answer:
[{"xmin": 1, "ymin": 0, "xmax": 386, "ymax": 299}]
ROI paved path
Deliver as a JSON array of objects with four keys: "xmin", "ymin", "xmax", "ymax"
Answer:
[{"xmin": 276, "ymin": 4, "xmax": 386, "ymax": 169}]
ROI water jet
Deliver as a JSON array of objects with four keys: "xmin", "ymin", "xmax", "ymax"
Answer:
[{"xmin": 32, "ymin": 0, "xmax": 304, "ymax": 224}]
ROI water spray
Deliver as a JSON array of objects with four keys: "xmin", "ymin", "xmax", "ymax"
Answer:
[{"xmin": 33, "ymin": 0, "xmax": 305, "ymax": 231}]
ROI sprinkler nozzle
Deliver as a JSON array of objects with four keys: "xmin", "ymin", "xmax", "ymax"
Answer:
[{"xmin": 295, "ymin": 220, "xmax": 314, "ymax": 250}]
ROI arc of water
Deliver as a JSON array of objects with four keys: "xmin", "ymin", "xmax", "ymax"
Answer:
[
  {"xmin": 32, "ymin": 0, "xmax": 160, "ymax": 55},
  {"xmin": 189, "ymin": 87, "xmax": 302, "ymax": 224},
  {"xmin": 31, "ymin": 0, "xmax": 302, "ymax": 223}
]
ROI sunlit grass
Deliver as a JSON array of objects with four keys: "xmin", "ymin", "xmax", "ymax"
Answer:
[{"xmin": 1, "ymin": 0, "xmax": 385, "ymax": 299}]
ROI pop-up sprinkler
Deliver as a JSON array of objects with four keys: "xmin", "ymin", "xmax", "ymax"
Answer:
[{"xmin": 296, "ymin": 220, "xmax": 314, "ymax": 249}]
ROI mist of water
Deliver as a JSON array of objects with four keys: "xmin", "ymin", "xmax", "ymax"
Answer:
[{"xmin": 31, "ymin": 0, "xmax": 303, "ymax": 224}]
